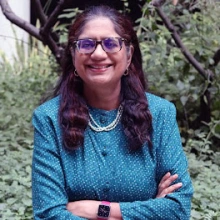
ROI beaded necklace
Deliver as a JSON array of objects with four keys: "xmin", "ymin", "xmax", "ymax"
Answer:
[{"xmin": 88, "ymin": 105, "xmax": 123, "ymax": 132}]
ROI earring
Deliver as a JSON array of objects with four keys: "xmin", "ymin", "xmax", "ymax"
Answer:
[
  {"xmin": 74, "ymin": 69, "xmax": 79, "ymax": 77},
  {"xmin": 123, "ymin": 68, "xmax": 129, "ymax": 76}
]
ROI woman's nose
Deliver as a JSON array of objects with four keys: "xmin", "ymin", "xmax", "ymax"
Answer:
[{"xmin": 91, "ymin": 44, "xmax": 107, "ymax": 58}]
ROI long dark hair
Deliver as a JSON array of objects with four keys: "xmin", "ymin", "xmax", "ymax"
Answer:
[{"xmin": 54, "ymin": 5, "xmax": 152, "ymax": 150}]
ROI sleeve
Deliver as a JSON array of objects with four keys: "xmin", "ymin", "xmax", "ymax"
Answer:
[
  {"xmin": 119, "ymin": 103, "xmax": 193, "ymax": 220},
  {"xmin": 32, "ymin": 108, "xmax": 87, "ymax": 220}
]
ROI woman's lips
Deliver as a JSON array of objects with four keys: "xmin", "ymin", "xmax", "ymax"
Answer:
[
  {"xmin": 88, "ymin": 64, "xmax": 111, "ymax": 69},
  {"xmin": 87, "ymin": 64, "xmax": 112, "ymax": 72}
]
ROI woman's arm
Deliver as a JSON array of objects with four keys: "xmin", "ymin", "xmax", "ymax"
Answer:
[
  {"xmin": 32, "ymin": 105, "xmax": 87, "ymax": 220},
  {"xmin": 67, "ymin": 201, "xmax": 121, "ymax": 220},
  {"xmin": 66, "ymin": 172, "xmax": 182, "ymax": 219},
  {"xmin": 119, "ymin": 103, "xmax": 193, "ymax": 220}
]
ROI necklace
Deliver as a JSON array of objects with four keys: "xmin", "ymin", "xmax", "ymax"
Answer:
[{"xmin": 88, "ymin": 105, "xmax": 123, "ymax": 132}]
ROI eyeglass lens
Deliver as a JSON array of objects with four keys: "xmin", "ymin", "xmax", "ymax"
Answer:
[{"xmin": 76, "ymin": 38, "xmax": 123, "ymax": 54}]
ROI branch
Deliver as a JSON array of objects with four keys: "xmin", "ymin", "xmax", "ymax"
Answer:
[
  {"xmin": 33, "ymin": 0, "xmax": 47, "ymax": 25},
  {"xmin": 39, "ymin": 0, "xmax": 67, "ymax": 65},
  {"xmin": 41, "ymin": 0, "xmax": 66, "ymax": 35},
  {"xmin": 0, "ymin": 0, "xmax": 42, "ymax": 41},
  {"xmin": 33, "ymin": 0, "xmax": 59, "ymax": 42},
  {"xmin": 213, "ymin": 48, "xmax": 220, "ymax": 67},
  {"xmin": 151, "ymin": 0, "xmax": 214, "ymax": 80},
  {"xmin": 151, "ymin": 0, "xmax": 166, "ymax": 7},
  {"xmin": 0, "ymin": 0, "xmax": 64, "ymax": 66}
]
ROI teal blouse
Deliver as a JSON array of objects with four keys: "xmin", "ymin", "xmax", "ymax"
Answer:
[{"xmin": 32, "ymin": 93, "xmax": 193, "ymax": 219}]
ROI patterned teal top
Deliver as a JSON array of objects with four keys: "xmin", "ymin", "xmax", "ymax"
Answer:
[{"xmin": 32, "ymin": 93, "xmax": 193, "ymax": 220}]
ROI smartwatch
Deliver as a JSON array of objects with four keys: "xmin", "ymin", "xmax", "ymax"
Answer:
[{"xmin": 97, "ymin": 201, "xmax": 111, "ymax": 220}]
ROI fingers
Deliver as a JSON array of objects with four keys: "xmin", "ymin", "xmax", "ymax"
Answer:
[
  {"xmin": 158, "ymin": 182, "xmax": 182, "ymax": 198},
  {"xmin": 159, "ymin": 172, "xmax": 171, "ymax": 184},
  {"xmin": 159, "ymin": 173, "xmax": 178, "ymax": 189},
  {"xmin": 157, "ymin": 172, "xmax": 182, "ymax": 198}
]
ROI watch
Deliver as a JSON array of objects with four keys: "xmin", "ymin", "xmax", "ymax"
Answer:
[{"xmin": 97, "ymin": 201, "xmax": 111, "ymax": 220}]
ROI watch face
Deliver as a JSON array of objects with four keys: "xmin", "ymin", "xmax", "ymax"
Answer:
[{"xmin": 97, "ymin": 204, "xmax": 110, "ymax": 218}]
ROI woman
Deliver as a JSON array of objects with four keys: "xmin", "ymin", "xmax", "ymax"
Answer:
[{"xmin": 32, "ymin": 5, "xmax": 193, "ymax": 220}]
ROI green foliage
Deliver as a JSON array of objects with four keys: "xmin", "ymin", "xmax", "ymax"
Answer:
[
  {"xmin": 138, "ymin": 0, "xmax": 220, "ymax": 129},
  {"xmin": 54, "ymin": 8, "xmax": 82, "ymax": 44},
  {"xmin": 0, "ymin": 39, "xmax": 58, "ymax": 219},
  {"xmin": 185, "ymin": 131, "xmax": 220, "ymax": 219}
]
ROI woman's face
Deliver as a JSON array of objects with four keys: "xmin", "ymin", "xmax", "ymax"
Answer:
[{"xmin": 72, "ymin": 17, "xmax": 133, "ymax": 91}]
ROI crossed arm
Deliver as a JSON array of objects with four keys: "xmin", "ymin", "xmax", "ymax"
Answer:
[{"xmin": 66, "ymin": 172, "xmax": 183, "ymax": 219}]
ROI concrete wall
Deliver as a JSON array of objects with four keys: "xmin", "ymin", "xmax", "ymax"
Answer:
[{"xmin": 0, "ymin": 0, "xmax": 30, "ymax": 62}]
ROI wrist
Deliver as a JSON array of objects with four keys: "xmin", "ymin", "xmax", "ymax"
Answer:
[
  {"xmin": 67, "ymin": 200, "xmax": 99, "ymax": 219},
  {"xmin": 107, "ymin": 202, "xmax": 122, "ymax": 220},
  {"xmin": 97, "ymin": 201, "xmax": 111, "ymax": 220}
]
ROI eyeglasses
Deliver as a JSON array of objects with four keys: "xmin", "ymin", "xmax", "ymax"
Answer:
[{"xmin": 73, "ymin": 37, "xmax": 126, "ymax": 54}]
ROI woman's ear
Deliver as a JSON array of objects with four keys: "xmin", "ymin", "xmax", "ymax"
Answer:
[
  {"xmin": 127, "ymin": 45, "xmax": 134, "ymax": 66},
  {"xmin": 70, "ymin": 47, "xmax": 75, "ymax": 66}
]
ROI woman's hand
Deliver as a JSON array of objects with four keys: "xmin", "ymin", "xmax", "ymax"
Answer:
[
  {"xmin": 156, "ymin": 172, "xmax": 182, "ymax": 198},
  {"xmin": 66, "ymin": 200, "xmax": 98, "ymax": 219}
]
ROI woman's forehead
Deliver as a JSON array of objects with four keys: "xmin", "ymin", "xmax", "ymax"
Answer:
[{"xmin": 78, "ymin": 17, "xmax": 119, "ymax": 39}]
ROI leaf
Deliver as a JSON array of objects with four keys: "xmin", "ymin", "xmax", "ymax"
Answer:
[
  {"xmin": 180, "ymin": 96, "xmax": 188, "ymax": 106},
  {"xmin": 176, "ymin": 80, "xmax": 185, "ymax": 91},
  {"xmin": 7, "ymin": 198, "xmax": 17, "ymax": 205},
  {"xmin": 22, "ymin": 198, "xmax": 32, "ymax": 206}
]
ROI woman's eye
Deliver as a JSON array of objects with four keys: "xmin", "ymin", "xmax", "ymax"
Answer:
[
  {"xmin": 82, "ymin": 43, "xmax": 91, "ymax": 48},
  {"xmin": 104, "ymin": 39, "xmax": 118, "ymax": 48},
  {"xmin": 80, "ymin": 40, "xmax": 94, "ymax": 49}
]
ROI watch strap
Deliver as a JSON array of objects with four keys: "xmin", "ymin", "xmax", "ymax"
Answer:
[{"xmin": 101, "ymin": 201, "xmax": 110, "ymax": 205}]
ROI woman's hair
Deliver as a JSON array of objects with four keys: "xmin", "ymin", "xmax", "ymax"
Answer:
[{"xmin": 54, "ymin": 5, "xmax": 152, "ymax": 150}]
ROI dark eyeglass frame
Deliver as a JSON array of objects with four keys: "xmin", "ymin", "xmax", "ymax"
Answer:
[{"xmin": 73, "ymin": 37, "xmax": 126, "ymax": 54}]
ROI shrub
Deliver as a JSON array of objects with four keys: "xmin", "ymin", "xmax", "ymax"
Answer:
[{"xmin": 0, "ymin": 40, "xmax": 57, "ymax": 219}]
